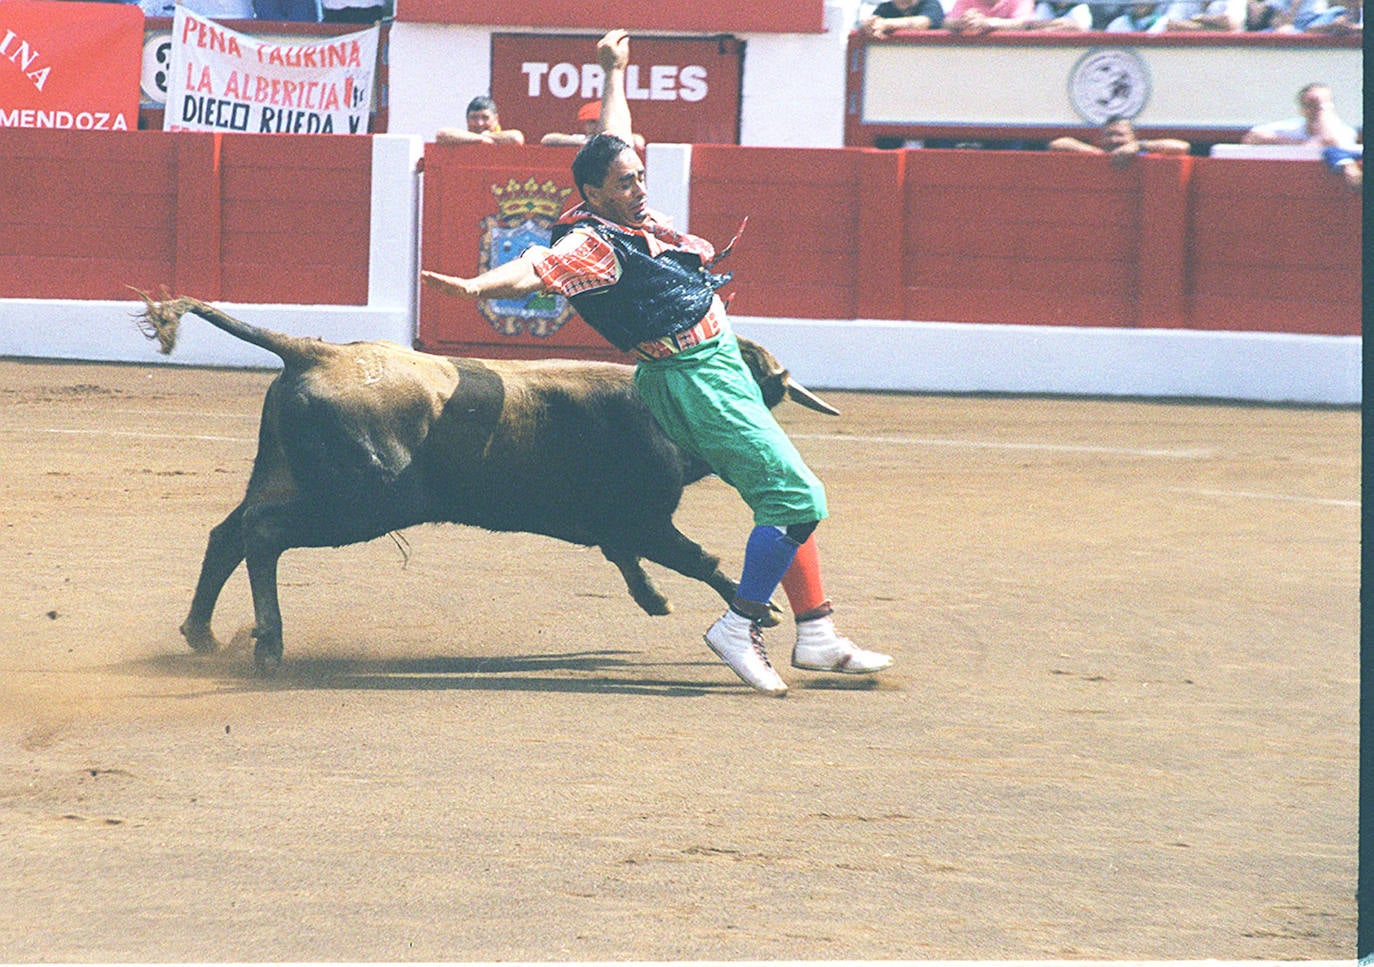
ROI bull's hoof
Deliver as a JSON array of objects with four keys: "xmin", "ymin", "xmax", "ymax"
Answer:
[
  {"xmin": 634, "ymin": 595, "xmax": 673, "ymax": 617},
  {"xmin": 180, "ymin": 620, "xmax": 220, "ymax": 654},
  {"xmin": 757, "ymin": 602, "xmax": 784, "ymax": 628},
  {"xmin": 251, "ymin": 631, "xmax": 283, "ymax": 676}
]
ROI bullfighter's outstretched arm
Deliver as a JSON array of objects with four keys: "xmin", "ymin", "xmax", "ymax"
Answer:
[{"xmin": 421, "ymin": 247, "xmax": 551, "ymax": 301}]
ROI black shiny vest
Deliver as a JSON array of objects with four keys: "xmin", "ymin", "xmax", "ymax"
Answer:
[{"xmin": 550, "ymin": 220, "xmax": 730, "ymax": 352}]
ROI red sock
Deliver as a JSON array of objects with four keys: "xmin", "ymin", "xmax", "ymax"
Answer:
[{"xmin": 780, "ymin": 534, "xmax": 831, "ymax": 619}]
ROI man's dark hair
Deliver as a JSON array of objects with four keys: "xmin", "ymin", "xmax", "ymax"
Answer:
[
  {"xmin": 571, "ymin": 133, "xmax": 633, "ymax": 201},
  {"xmin": 466, "ymin": 95, "xmax": 497, "ymax": 115}
]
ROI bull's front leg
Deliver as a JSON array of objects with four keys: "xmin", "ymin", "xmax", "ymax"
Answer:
[
  {"xmin": 601, "ymin": 547, "xmax": 673, "ymax": 616},
  {"xmin": 640, "ymin": 525, "xmax": 782, "ymax": 627}
]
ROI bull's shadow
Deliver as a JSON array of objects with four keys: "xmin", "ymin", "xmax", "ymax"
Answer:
[
  {"xmin": 123, "ymin": 646, "xmax": 729, "ymax": 698},
  {"xmin": 116, "ymin": 643, "xmax": 880, "ymax": 696}
]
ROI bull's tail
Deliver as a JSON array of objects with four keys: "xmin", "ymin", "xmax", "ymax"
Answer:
[{"xmin": 132, "ymin": 287, "xmax": 330, "ymax": 368}]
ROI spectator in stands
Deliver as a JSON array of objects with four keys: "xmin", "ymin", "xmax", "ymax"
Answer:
[
  {"xmin": 1090, "ymin": 3, "xmax": 1128, "ymax": 27},
  {"xmin": 1105, "ymin": 1, "xmax": 1171, "ymax": 28},
  {"xmin": 1025, "ymin": 0, "xmax": 1093, "ymax": 28},
  {"xmin": 541, "ymin": 101, "xmax": 645, "ymax": 151},
  {"xmin": 436, "ymin": 96, "xmax": 526, "ymax": 146},
  {"xmin": 1049, "ymin": 116, "xmax": 1191, "ymax": 166},
  {"xmin": 252, "ymin": 0, "xmax": 319, "ymax": 19},
  {"xmin": 151, "ymin": 0, "xmax": 254, "ymax": 15},
  {"xmin": 1241, "ymin": 83, "xmax": 1360, "ymax": 148},
  {"xmin": 1159, "ymin": 0, "xmax": 1246, "ymax": 28},
  {"xmin": 1247, "ymin": 0, "xmax": 1291, "ymax": 28},
  {"xmin": 320, "ymin": 0, "xmax": 389, "ymax": 22},
  {"xmin": 1296, "ymin": 0, "xmax": 1362, "ymax": 31},
  {"xmin": 1319, "ymin": 146, "xmax": 1362, "ymax": 189},
  {"xmin": 859, "ymin": 0, "xmax": 946, "ymax": 34},
  {"xmin": 945, "ymin": 0, "xmax": 1036, "ymax": 31}
]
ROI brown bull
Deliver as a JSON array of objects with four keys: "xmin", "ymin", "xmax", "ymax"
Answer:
[{"xmin": 136, "ymin": 294, "xmax": 837, "ymax": 673}]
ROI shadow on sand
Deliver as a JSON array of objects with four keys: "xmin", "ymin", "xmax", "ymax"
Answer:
[{"xmin": 109, "ymin": 641, "xmax": 884, "ymax": 698}]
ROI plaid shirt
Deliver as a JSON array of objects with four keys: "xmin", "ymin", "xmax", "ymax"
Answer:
[{"xmin": 532, "ymin": 205, "xmax": 716, "ymax": 298}]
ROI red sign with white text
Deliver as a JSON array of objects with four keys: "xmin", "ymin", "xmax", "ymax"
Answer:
[
  {"xmin": 490, "ymin": 34, "xmax": 743, "ymax": 148},
  {"xmin": 0, "ymin": 1, "xmax": 143, "ymax": 130},
  {"xmin": 398, "ymin": 0, "xmax": 824, "ymax": 33}
]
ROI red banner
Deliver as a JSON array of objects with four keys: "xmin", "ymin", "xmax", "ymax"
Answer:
[
  {"xmin": 490, "ymin": 34, "xmax": 743, "ymax": 148},
  {"xmin": 397, "ymin": 0, "xmax": 824, "ymax": 33},
  {"xmin": 0, "ymin": 1, "xmax": 143, "ymax": 131}
]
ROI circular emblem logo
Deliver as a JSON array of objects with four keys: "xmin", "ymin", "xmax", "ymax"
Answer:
[{"xmin": 1068, "ymin": 48, "xmax": 1151, "ymax": 125}]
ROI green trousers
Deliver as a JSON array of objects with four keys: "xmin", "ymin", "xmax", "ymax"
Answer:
[{"xmin": 633, "ymin": 327, "xmax": 827, "ymax": 527}]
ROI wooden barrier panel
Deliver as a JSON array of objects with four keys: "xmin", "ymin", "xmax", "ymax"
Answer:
[
  {"xmin": 217, "ymin": 135, "xmax": 371, "ymax": 305},
  {"xmin": 0, "ymin": 131, "xmax": 178, "ymax": 300},
  {"xmin": 687, "ymin": 146, "xmax": 905, "ymax": 320},
  {"xmin": 0, "ymin": 130, "xmax": 373, "ymax": 305},
  {"xmin": 902, "ymin": 149, "xmax": 1149, "ymax": 328},
  {"xmin": 1185, "ymin": 157, "xmax": 1361, "ymax": 336}
]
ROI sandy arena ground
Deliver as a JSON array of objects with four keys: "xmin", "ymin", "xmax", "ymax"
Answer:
[{"xmin": 0, "ymin": 355, "xmax": 1359, "ymax": 961}]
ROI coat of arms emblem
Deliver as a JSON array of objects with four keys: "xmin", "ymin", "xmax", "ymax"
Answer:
[
  {"xmin": 477, "ymin": 177, "xmax": 575, "ymax": 338},
  {"xmin": 1067, "ymin": 48, "xmax": 1151, "ymax": 126}
]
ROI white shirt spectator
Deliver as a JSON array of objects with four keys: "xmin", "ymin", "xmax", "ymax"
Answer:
[{"xmin": 1248, "ymin": 115, "xmax": 1359, "ymax": 148}]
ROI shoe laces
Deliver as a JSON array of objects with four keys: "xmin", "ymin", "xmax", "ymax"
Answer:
[{"xmin": 748, "ymin": 621, "xmax": 775, "ymax": 668}]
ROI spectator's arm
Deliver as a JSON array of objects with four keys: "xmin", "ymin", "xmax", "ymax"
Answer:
[
  {"xmin": 1241, "ymin": 125, "xmax": 1282, "ymax": 145},
  {"xmin": 435, "ymin": 128, "xmax": 488, "ymax": 144},
  {"xmin": 540, "ymin": 132, "xmax": 588, "ymax": 147},
  {"xmin": 1138, "ymin": 137, "xmax": 1191, "ymax": 155},
  {"xmin": 1048, "ymin": 136, "xmax": 1103, "ymax": 154}
]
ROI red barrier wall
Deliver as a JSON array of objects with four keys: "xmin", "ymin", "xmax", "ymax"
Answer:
[
  {"xmin": 0, "ymin": 132, "xmax": 181, "ymax": 300},
  {"xmin": 2, "ymin": 135, "xmax": 1360, "ymax": 341},
  {"xmin": 688, "ymin": 146, "xmax": 905, "ymax": 321},
  {"xmin": 1186, "ymin": 157, "xmax": 1362, "ymax": 335},
  {"xmin": 673, "ymin": 147, "xmax": 1360, "ymax": 336},
  {"xmin": 0, "ymin": 130, "xmax": 370, "ymax": 305}
]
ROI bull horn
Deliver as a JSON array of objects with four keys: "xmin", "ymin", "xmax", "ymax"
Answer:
[{"xmin": 785, "ymin": 376, "xmax": 840, "ymax": 416}]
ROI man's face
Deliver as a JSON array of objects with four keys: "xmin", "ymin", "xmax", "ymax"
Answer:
[
  {"xmin": 466, "ymin": 108, "xmax": 499, "ymax": 134},
  {"xmin": 1299, "ymin": 86, "xmax": 1332, "ymax": 120},
  {"xmin": 584, "ymin": 148, "xmax": 648, "ymax": 228},
  {"xmin": 1100, "ymin": 120, "xmax": 1135, "ymax": 150}
]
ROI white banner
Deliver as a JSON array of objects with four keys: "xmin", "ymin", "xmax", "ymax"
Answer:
[{"xmin": 164, "ymin": 8, "xmax": 377, "ymax": 134}]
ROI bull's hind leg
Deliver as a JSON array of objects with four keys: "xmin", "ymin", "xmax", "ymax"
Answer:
[
  {"xmin": 238, "ymin": 501, "xmax": 311, "ymax": 674},
  {"xmin": 181, "ymin": 504, "xmax": 247, "ymax": 653}
]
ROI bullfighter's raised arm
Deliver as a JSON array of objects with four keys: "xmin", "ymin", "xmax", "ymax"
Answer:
[
  {"xmin": 595, "ymin": 29, "xmax": 633, "ymax": 144},
  {"xmin": 421, "ymin": 246, "xmax": 551, "ymax": 301}
]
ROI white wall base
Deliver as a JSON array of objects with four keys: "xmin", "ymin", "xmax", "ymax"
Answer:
[
  {"xmin": 0, "ymin": 299, "xmax": 415, "ymax": 369},
  {"xmin": 730, "ymin": 317, "xmax": 1362, "ymax": 405},
  {"xmin": 2, "ymin": 304, "xmax": 1357, "ymax": 404}
]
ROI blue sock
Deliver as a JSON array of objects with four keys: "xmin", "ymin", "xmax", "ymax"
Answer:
[{"xmin": 735, "ymin": 525, "xmax": 801, "ymax": 607}]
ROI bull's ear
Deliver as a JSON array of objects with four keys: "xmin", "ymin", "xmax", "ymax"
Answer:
[
  {"xmin": 734, "ymin": 336, "xmax": 784, "ymax": 381},
  {"xmin": 785, "ymin": 377, "xmax": 840, "ymax": 416}
]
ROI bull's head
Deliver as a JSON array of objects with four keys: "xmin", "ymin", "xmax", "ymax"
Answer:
[{"xmin": 735, "ymin": 337, "xmax": 840, "ymax": 416}]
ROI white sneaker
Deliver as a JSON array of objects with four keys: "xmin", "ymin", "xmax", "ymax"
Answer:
[
  {"xmin": 704, "ymin": 610, "xmax": 788, "ymax": 696},
  {"xmin": 791, "ymin": 615, "xmax": 893, "ymax": 674}
]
